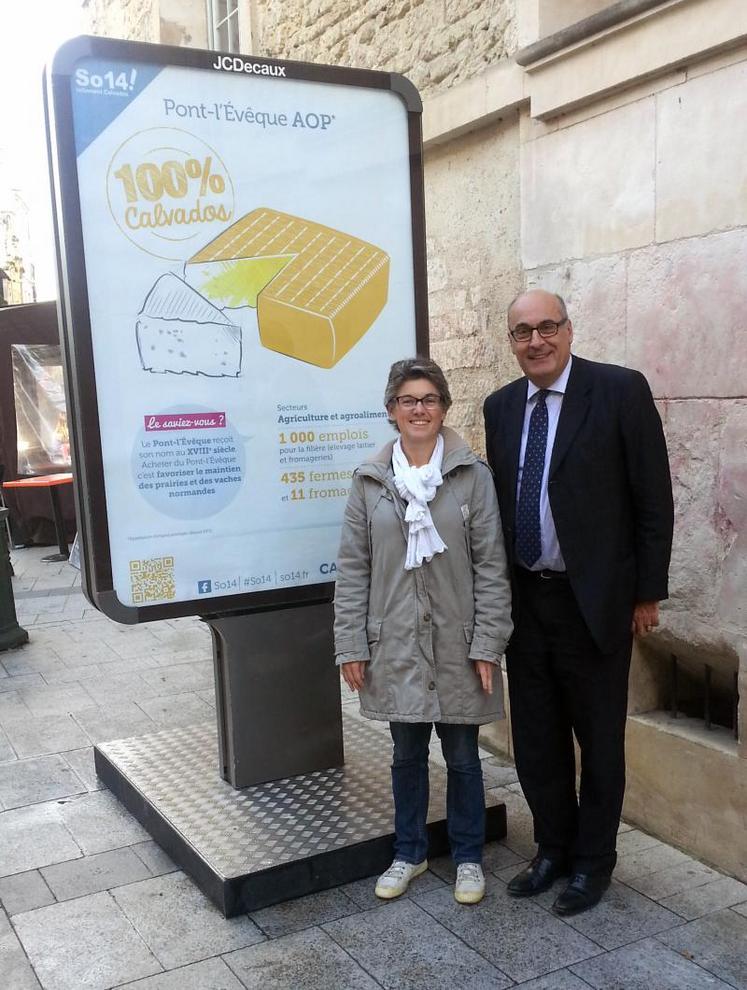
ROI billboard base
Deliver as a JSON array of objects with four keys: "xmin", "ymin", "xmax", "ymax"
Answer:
[{"xmin": 94, "ymin": 714, "xmax": 507, "ymax": 917}]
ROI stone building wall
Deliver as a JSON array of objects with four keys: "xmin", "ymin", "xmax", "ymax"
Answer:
[{"xmin": 250, "ymin": 0, "xmax": 516, "ymax": 98}]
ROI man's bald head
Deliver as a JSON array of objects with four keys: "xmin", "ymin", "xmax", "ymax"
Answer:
[{"xmin": 507, "ymin": 289, "xmax": 568, "ymax": 327}]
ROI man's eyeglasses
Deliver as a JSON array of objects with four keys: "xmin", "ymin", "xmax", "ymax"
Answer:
[
  {"xmin": 393, "ymin": 394, "xmax": 442, "ymax": 410},
  {"xmin": 509, "ymin": 318, "xmax": 568, "ymax": 342}
]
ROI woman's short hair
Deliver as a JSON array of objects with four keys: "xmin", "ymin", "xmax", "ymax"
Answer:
[{"xmin": 384, "ymin": 357, "xmax": 452, "ymax": 428}]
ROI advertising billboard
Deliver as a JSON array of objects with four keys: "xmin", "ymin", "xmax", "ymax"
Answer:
[{"xmin": 46, "ymin": 36, "xmax": 427, "ymax": 622}]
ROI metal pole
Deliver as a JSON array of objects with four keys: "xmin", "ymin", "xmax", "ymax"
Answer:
[{"xmin": 0, "ymin": 508, "xmax": 28, "ymax": 651}]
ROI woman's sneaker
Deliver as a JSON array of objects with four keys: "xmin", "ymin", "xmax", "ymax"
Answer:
[
  {"xmin": 375, "ymin": 859, "xmax": 428, "ymax": 899},
  {"xmin": 455, "ymin": 863, "xmax": 485, "ymax": 904}
]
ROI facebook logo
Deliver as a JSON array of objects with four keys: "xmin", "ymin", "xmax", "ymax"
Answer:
[{"xmin": 197, "ymin": 580, "xmax": 212, "ymax": 594}]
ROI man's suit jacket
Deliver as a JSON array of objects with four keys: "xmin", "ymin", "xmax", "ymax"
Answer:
[{"xmin": 483, "ymin": 355, "xmax": 674, "ymax": 655}]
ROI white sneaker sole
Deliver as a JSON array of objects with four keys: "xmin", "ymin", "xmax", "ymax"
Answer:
[
  {"xmin": 454, "ymin": 885, "xmax": 485, "ymax": 905},
  {"xmin": 374, "ymin": 860, "xmax": 428, "ymax": 899}
]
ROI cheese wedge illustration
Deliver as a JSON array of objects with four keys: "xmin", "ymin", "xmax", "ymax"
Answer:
[
  {"xmin": 136, "ymin": 273, "xmax": 242, "ymax": 377},
  {"xmin": 185, "ymin": 208, "xmax": 389, "ymax": 369}
]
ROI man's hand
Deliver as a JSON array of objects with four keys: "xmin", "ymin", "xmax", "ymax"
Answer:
[
  {"xmin": 473, "ymin": 660, "xmax": 494, "ymax": 695},
  {"xmin": 340, "ymin": 660, "xmax": 367, "ymax": 692},
  {"xmin": 632, "ymin": 601, "xmax": 660, "ymax": 638}
]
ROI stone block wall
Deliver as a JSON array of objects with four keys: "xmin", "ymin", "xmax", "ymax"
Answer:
[{"xmin": 249, "ymin": 0, "xmax": 516, "ymax": 98}]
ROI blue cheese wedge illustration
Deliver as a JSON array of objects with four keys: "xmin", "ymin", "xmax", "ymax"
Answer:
[{"xmin": 135, "ymin": 273, "xmax": 242, "ymax": 377}]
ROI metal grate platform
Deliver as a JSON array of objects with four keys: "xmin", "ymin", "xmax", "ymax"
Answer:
[{"xmin": 95, "ymin": 714, "xmax": 506, "ymax": 916}]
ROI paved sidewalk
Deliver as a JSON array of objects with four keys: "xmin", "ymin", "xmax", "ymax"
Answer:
[{"xmin": 1, "ymin": 547, "xmax": 745, "ymax": 990}]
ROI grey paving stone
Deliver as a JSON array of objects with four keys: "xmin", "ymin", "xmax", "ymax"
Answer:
[
  {"xmin": 0, "ymin": 725, "xmax": 15, "ymax": 763},
  {"xmin": 0, "ymin": 869, "xmax": 55, "ymax": 915},
  {"xmin": 626, "ymin": 859, "xmax": 722, "ymax": 900},
  {"xmin": 249, "ymin": 886, "xmax": 361, "ymax": 937},
  {"xmin": 130, "ymin": 840, "xmax": 177, "ymax": 878},
  {"xmin": 514, "ymin": 970, "xmax": 593, "ymax": 990},
  {"xmin": 57, "ymin": 791, "xmax": 149, "ymax": 855},
  {"xmin": 572, "ymin": 935, "xmax": 735, "ymax": 989},
  {"xmin": 488, "ymin": 785, "xmax": 538, "ymax": 860},
  {"xmin": 62, "ymin": 747, "xmax": 104, "ymax": 792},
  {"xmin": 3, "ymin": 714, "xmax": 90, "ymax": 759},
  {"xmin": 0, "ymin": 690, "xmax": 33, "ymax": 724},
  {"xmin": 112, "ymin": 872, "xmax": 264, "ymax": 969},
  {"xmin": 39, "ymin": 661, "xmax": 105, "ymax": 685},
  {"xmin": 0, "ymin": 672, "xmax": 46, "ymax": 692},
  {"xmin": 0, "ymin": 914, "xmax": 43, "ymax": 989},
  {"xmin": 658, "ymin": 907, "xmax": 747, "ymax": 989},
  {"xmin": 78, "ymin": 672, "xmax": 160, "ymax": 705},
  {"xmin": 342, "ymin": 866, "xmax": 446, "ymax": 910},
  {"xmin": 139, "ymin": 661, "xmax": 213, "ymax": 694},
  {"xmin": 0, "ymin": 753, "xmax": 86, "ymax": 810},
  {"xmin": 494, "ymin": 858, "xmax": 531, "ymax": 884},
  {"xmin": 13, "ymin": 890, "xmax": 162, "ymax": 990},
  {"xmin": 121, "ymin": 957, "xmax": 246, "ymax": 989},
  {"xmin": 325, "ymin": 897, "xmax": 512, "ymax": 989},
  {"xmin": 732, "ymin": 902, "xmax": 747, "ymax": 918},
  {"xmin": 17, "ymin": 683, "xmax": 95, "ymax": 718},
  {"xmin": 481, "ymin": 756, "xmax": 520, "ymax": 787},
  {"xmin": 616, "ymin": 829, "xmax": 664, "ymax": 856},
  {"xmin": 0, "ymin": 802, "xmax": 82, "ymax": 877},
  {"xmin": 224, "ymin": 926, "xmax": 380, "ymax": 990},
  {"xmin": 660, "ymin": 877, "xmax": 747, "ymax": 920},
  {"xmin": 136, "ymin": 692, "xmax": 213, "ymax": 728},
  {"xmin": 615, "ymin": 842, "xmax": 693, "ymax": 883},
  {"xmin": 42, "ymin": 847, "xmax": 152, "ymax": 901},
  {"xmin": 72, "ymin": 703, "xmax": 157, "ymax": 744},
  {"xmin": 414, "ymin": 875, "xmax": 600, "ymax": 982},
  {"xmin": 196, "ymin": 688, "xmax": 216, "ymax": 709},
  {"xmin": 559, "ymin": 879, "xmax": 684, "ymax": 950}
]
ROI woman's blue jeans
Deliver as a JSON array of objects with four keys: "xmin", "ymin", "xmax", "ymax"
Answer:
[{"xmin": 389, "ymin": 721, "xmax": 485, "ymax": 865}]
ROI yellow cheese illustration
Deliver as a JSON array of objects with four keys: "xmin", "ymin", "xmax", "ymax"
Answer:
[
  {"xmin": 185, "ymin": 208, "xmax": 389, "ymax": 369},
  {"xmin": 136, "ymin": 273, "xmax": 242, "ymax": 377}
]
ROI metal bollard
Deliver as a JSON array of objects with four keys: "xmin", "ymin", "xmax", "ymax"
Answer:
[{"xmin": 0, "ymin": 508, "xmax": 28, "ymax": 651}]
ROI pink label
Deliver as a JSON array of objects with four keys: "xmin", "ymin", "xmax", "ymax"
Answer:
[{"xmin": 144, "ymin": 412, "xmax": 226, "ymax": 431}]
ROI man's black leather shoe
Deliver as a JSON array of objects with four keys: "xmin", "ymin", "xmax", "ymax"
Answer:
[
  {"xmin": 552, "ymin": 873, "xmax": 611, "ymax": 916},
  {"xmin": 507, "ymin": 856, "xmax": 570, "ymax": 897}
]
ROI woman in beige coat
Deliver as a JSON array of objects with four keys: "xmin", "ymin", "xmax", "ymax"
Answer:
[{"xmin": 334, "ymin": 358, "xmax": 512, "ymax": 904}]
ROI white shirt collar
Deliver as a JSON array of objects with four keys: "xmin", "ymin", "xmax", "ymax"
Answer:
[{"xmin": 526, "ymin": 354, "xmax": 573, "ymax": 401}]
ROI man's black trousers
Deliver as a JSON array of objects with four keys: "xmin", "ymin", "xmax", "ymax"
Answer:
[{"xmin": 506, "ymin": 567, "xmax": 632, "ymax": 876}]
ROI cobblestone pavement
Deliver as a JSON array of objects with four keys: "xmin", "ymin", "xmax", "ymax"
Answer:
[{"xmin": 1, "ymin": 547, "xmax": 745, "ymax": 989}]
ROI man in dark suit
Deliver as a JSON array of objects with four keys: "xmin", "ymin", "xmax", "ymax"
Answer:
[{"xmin": 483, "ymin": 289, "xmax": 673, "ymax": 915}]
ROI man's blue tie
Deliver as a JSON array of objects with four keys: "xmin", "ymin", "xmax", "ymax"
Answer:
[{"xmin": 516, "ymin": 389, "xmax": 549, "ymax": 567}]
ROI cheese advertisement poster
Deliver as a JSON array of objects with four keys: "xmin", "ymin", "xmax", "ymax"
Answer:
[{"xmin": 48, "ymin": 39, "xmax": 423, "ymax": 618}]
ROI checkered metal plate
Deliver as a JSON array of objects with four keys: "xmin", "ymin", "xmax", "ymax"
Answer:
[{"xmin": 98, "ymin": 714, "xmax": 454, "ymax": 879}]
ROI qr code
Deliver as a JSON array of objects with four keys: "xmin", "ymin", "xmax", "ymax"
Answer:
[{"xmin": 129, "ymin": 557, "xmax": 176, "ymax": 604}]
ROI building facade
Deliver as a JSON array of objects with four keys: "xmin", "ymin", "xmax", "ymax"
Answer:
[
  {"xmin": 80, "ymin": 0, "xmax": 747, "ymax": 879},
  {"xmin": 0, "ymin": 188, "xmax": 36, "ymax": 306}
]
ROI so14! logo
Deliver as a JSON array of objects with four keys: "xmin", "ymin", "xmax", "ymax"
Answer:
[{"xmin": 75, "ymin": 66, "xmax": 138, "ymax": 93}]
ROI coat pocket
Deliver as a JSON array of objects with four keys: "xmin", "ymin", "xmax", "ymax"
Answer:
[
  {"xmin": 463, "ymin": 623, "xmax": 474, "ymax": 645},
  {"xmin": 367, "ymin": 617, "xmax": 383, "ymax": 647}
]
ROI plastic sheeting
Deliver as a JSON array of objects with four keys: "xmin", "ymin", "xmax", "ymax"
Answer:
[{"xmin": 11, "ymin": 344, "xmax": 71, "ymax": 475}]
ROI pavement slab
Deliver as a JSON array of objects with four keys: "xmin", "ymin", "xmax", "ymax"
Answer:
[
  {"xmin": 0, "ymin": 802, "xmax": 82, "ymax": 877},
  {"xmin": 17, "ymin": 684, "xmax": 96, "ymax": 718},
  {"xmin": 659, "ymin": 876, "xmax": 747, "ymax": 920},
  {"xmin": 71, "ymin": 704, "xmax": 157, "ymax": 745},
  {"xmin": 571, "ymin": 935, "xmax": 736, "ymax": 989},
  {"xmin": 41, "ymin": 847, "xmax": 152, "ymax": 901},
  {"xmin": 0, "ymin": 753, "xmax": 86, "ymax": 810},
  {"xmin": 249, "ymin": 885, "xmax": 362, "ymax": 937},
  {"xmin": 223, "ymin": 926, "xmax": 381, "ymax": 990},
  {"xmin": 135, "ymin": 692, "xmax": 214, "ymax": 728},
  {"xmin": 413, "ymin": 875, "xmax": 601, "ymax": 983},
  {"xmin": 0, "ymin": 725, "xmax": 16, "ymax": 762},
  {"xmin": 62, "ymin": 747, "xmax": 103, "ymax": 791},
  {"xmin": 112, "ymin": 873, "xmax": 265, "ymax": 969},
  {"xmin": 626, "ymin": 859, "xmax": 722, "ymax": 900},
  {"xmin": 3, "ymin": 714, "xmax": 90, "ymax": 759},
  {"xmin": 57, "ymin": 791, "xmax": 150, "ymax": 855},
  {"xmin": 118, "ymin": 957, "xmax": 246, "ymax": 989},
  {"xmin": 0, "ymin": 869, "xmax": 56, "ymax": 915},
  {"xmin": 129, "ymin": 840, "xmax": 177, "ymax": 878},
  {"xmin": 657, "ymin": 907, "xmax": 747, "ymax": 989},
  {"xmin": 0, "ymin": 689, "xmax": 33, "ymax": 724},
  {"xmin": 558, "ymin": 879, "xmax": 685, "ymax": 950},
  {"xmin": 325, "ymin": 897, "xmax": 513, "ymax": 989},
  {"xmin": 513, "ymin": 971, "xmax": 595, "ymax": 990},
  {"xmin": 615, "ymin": 842, "xmax": 693, "ymax": 883},
  {"xmin": 0, "ymin": 909, "xmax": 43, "ymax": 989},
  {"xmin": 13, "ymin": 890, "xmax": 162, "ymax": 990}
]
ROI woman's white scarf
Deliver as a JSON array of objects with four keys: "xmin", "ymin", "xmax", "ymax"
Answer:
[{"xmin": 392, "ymin": 433, "xmax": 447, "ymax": 570}]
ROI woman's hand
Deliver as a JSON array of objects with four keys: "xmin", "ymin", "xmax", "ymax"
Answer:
[
  {"xmin": 341, "ymin": 660, "xmax": 367, "ymax": 692},
  {"xmin": 473, "ymin": 660, "xmax": 494, "ymax": 695}
]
